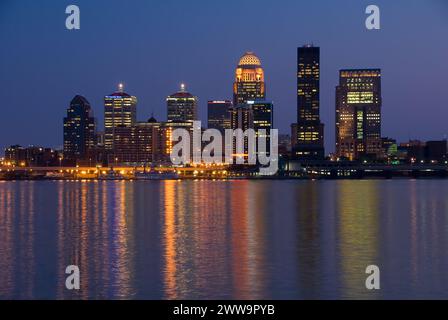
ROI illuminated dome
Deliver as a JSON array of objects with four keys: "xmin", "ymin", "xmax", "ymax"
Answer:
[{"xmin": 238, "ymin": 52, "xmax": 261, "ymax": 66}]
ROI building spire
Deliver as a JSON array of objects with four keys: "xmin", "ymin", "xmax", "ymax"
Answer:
[
  {"xmin": 118, "ymin": 83, "xmax": 124, "ymax": 93},
  {"xmin": 180, "ymin": 83, "xmax": 186, "ymax": 92}
]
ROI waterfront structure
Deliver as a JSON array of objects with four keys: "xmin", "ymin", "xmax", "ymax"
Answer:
[
  {"xmin": 104, "ymin": 84, "xmax": 137, "ymax": 151},
  {"xmin": 63, "ymin": 95, "xmax": 97, "ymax": 164},
  {"xmin": 207, "ymin": 100, "xmax": 232, "ymax": 133},
  {"xmin": 292, "ymin": 45, "xmax": 324, "ymax": 159},
  {"xmin": 5, "ymin": 145, "xmax": 60, "ymax": 167},
  {"xmin": 250, "ymin": 100, "xmax": 273, "ymax": 156},
  {"xmin": 167, "ymin": 84, "xmax": 198, "ymax": 122},
  {"xmin": 336, "ymin": 69, "xmax": 382, "ymax": 160},
  {"xmin": 233, "ymin": 52, "xmax": 265, "ymax": 106}
]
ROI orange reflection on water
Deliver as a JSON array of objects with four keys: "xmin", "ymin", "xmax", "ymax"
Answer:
[{"xmin": 163, "ymin": 180, "xmax": 178, "ymax": 299}]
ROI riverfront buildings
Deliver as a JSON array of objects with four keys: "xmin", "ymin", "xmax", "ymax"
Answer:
[
  {"xmin": 8, "ymin": 47, "xmax": 445, "ymax": 168},
  {"xmin": 335, "ymin": 69, "xmax": 382, "ymax": 160}
]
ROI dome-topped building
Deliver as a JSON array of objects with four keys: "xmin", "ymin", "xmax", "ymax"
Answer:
[
  {"xmin": 238, "ymin": 52, "xmax": 262, "ymax": 67},
  {"xmin": 233, "ymin": 51, "xmax": 265, "ymax": 105}
]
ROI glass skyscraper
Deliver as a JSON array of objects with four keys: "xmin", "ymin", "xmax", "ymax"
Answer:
[{"xmin": 63, "ymin": 95, "xmax": 97, "ymax": 164}]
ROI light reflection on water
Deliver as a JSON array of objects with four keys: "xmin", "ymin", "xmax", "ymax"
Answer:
[{"xmin": 0, "ymin": 179, "xmax": 448, "ymax": 299}]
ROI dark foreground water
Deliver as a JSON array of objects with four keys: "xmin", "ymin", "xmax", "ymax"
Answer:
[{"xmin": 0, "ymin": 179, "xmax": 448, "ymax": 299}]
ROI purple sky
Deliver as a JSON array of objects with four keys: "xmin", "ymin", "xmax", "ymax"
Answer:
[{"xmin": 0, "ymin": 0, "xmax": 447, "ymax": 153}]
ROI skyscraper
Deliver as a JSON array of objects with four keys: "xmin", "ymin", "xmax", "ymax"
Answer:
[
  {"xmin": 104, "ymin": 84, "xmax": 137, "ymax": 151},
  {"xmin": 250, "ymin": 100, "xmax": 273, "ymax": 156},
  {"xmin": 63, "ymin": 95, "xmax": 96, "ymax": 164},
  {"xmin": 233, "ymin": 52, "xmax": 265, "ymax": 106},
  {"xmin": 292, "ymin": 45, "xmax": 324, "ymax": 159},
  {"xmin": 229, "ymin": 104, "xmax": 253, "ymax": 159},
  {"xmin": 167, "ymin": 84, "xmax": 198, "ymax": 122},
  {"xmin": 207, "ymin": 100, "xmax": 232, "ymax": 133},
  {"xmin": 336, "ymin": 69, "xmax": 382, "ymax": 160}
]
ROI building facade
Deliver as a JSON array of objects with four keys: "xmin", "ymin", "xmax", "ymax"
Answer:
[
  {"xmin": 336, "ymin": 69, "xmax": 382, "ymax": 160},
  {"xmin": 104, "ymin": 84, "xmax": 137, "ymax": 152},
  {"xmin": 112, "ymin": 117, "xmax": 160, "ymax": 164},
  {"xmin": 233, "ymin": 52, "xmax": 265, "ymax": 106},
  {"xmin": 293, "ymin": 45, "xmax": 324, "ymax": 159},
  {"xmin": 229, "ymin": 104, "xmax": 254, "ymax": 159},
  {"xmin": 207, "ymin": 100, "xmax": 232, "ymax": 133},
  {"xmin": 250, "ymin": 100, "xmax": 273, "ymax": 156},
  {"xmin": 167, "ymin": 84, "xmax": 198, "ymax": 122},
  {"xmin": 63, "ymin": 95, "xmax": 97, "ymax": 164}
]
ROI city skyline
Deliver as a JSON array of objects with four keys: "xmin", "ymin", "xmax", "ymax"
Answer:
[{"xmin": 1, "ymin": 0, "xmax": 448, "ymax": 154}]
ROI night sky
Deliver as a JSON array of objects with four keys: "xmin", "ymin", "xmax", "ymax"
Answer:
[{"xmin": 1, "ymin": 0, "xmax": 447, "ymax": 153}]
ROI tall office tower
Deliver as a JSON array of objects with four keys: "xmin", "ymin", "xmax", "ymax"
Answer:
[
  {"xmin": 229, "ymin": 104, "xmax": 254, "ymax": 158},
  {"xmin": 293, "ymin": 45, "xmax": 324, "ymax": 159},
  {"xmin": 167, "ymin": 84, "xmax": 198, "ymax": 122},
  {"xmin": 207, "ymin": 100, "xmax": 232, "ymax": 133},
  {"xmin": 336, "ymin": 69, "xmax": 382, "ymax": 160},
  {"xmin": 233, "ymin": 52, "xmax": 265, "ymax": 106},
  {"xmin": 250, "ymin": 100, "xmax": 273, "ymax": 156},
  {"xmin": 104, "ymin": 83, "xmax": 137, "ymax": 151},
  {"xmin": 63, "ymin": 95, "xmax": 97, "ymax": 164}
]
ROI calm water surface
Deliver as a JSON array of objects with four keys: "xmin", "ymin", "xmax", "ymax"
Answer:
[{"xmin": 0, "ymin": 179, "xmax": 448, "ymax": 299}]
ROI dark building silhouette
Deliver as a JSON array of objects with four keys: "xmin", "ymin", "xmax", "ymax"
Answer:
[
  {"xmin": 207, "ymin": 100, "xmax": 232, "ymax": 133},
  {"xmin": 5, "ymin": 145, "xmax": 60, "ymax": 167},
  {"xmin": 63, "ymin": 95, "xmax": 97, "ymax": 164},
  {"xmin": 251, "ymin": 100, "xmax": 274, "ymax": 156},
  {"xmin": 229, "ymin": 104, "xmax": 254, "ymax": 160},
  {"xmin": 292, "ymin": 45, "xmax": 324, "ymax": 159}
]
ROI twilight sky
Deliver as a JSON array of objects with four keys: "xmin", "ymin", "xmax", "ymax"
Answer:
[{"xmin": 0, "ymin": 0, "xmax": 447, "ymax": 153}]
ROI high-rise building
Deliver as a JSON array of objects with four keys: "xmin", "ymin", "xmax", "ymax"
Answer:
[
  {"xmin": 229, "ymin": 104, "xmax": 254, "ymax": 159},
  {"xmin": 233, "ymin": 52, "xmax": 265, "ymax": 106},
  {"xmin": 250, "ymin": 100, "xmax": 273, "ymax": 156},
  {"xmin": 167, "ymin": 84, "xmax": 198, "ymax": 122},
  {"xmin": 104, "ymin": 84, "xmax": 137, "ymax": 151},
  {"xmin": 63, "ymin": 95, "xmax": 97, "ymax": 164},
  {"xmin": 292, "ymin": 45, "xmax": 324, "ymax": 159},
  {"xmin": 336, "ymin": 69, "xmax": 382, "ymax": 160},
  {"xmin": 207, "ymin": 100, "xmax": 232, "ymax": 133}
]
